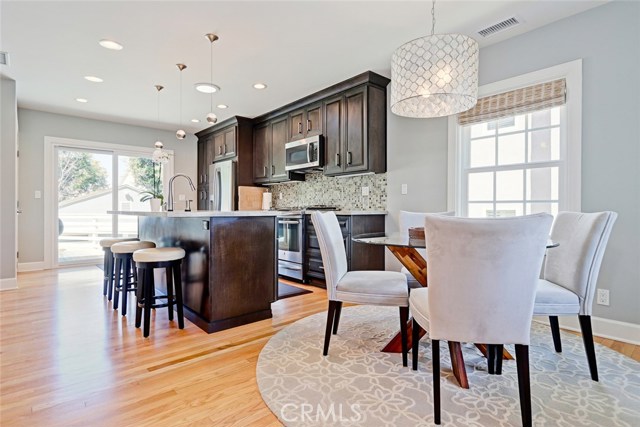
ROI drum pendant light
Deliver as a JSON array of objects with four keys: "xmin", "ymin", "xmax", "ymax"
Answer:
[
  {"xmin": 391, "ymin": 0, "xmax": 479, "ymax": 118},
  {"xmin": 176, "ymin": 63, "xmax": 187, "ymax": 140},
  {"xmin": 205, "ymin": 33, "xmax": 219, "ymax": 125}
]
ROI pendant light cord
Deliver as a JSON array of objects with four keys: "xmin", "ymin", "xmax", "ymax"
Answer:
[
  {"xmin": 210, "ymin": 40, "xmax": 214, "ymax": 111},
  {"xmin": 431, "ymin": 0, "xmax": 436, "ymax": 35},
  {"xmin": 179, "ymin": 69, "xmax": 183, "ymax": 128}
]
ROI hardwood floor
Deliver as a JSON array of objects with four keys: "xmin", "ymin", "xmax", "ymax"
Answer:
[{"xmin": 1, "ymin": 267, "xmax": 638, "ymax": 426}]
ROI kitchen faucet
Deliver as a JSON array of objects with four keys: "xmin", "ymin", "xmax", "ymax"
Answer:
[{"xmin": 167, "ymin": 174, "xmax": 196, "ymax": 211}]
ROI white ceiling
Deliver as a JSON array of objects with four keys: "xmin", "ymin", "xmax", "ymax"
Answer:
[{"xmin": 1, "ymin": 0, "xmax": 607, "ymax": 134}]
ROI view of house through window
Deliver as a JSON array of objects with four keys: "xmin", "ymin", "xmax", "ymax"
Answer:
[
  {"xmin": 461, "ymin": 106, "xmax": 563, "ymax": 218},
  {"xmin": 56, "ymin": 147, "xmax": 159, "ymax": 264}
]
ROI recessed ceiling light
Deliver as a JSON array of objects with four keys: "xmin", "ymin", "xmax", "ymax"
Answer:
[
  {"xmin": 84, "ymin": 76, "xmax": 103, "ymax": 83},
  {"xmin": 75, "ymin": 98, "xmax": 88, "ymax": 103},
  {"xmin": 217, "ymin": 104, "xmax": 228, "ymax": 109},
  {"xmin": 253, "ymin": 83, "xmax": 267, "ymax": 90},
  {"xmin": 194, "ymin": 83, "xmax": 220, "ymax": 94},
  {"xmin": 191, "ymin": 119, "xmax": 200, "ymax": 123},
  {"xmin": 99, "ymin": 39, "xmax": 123, "ymax": 50}
]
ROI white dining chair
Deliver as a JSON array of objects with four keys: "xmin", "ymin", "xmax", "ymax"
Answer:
[
  {"xmin": 312, "ymin": 211, "xmax": 410, "ymax": 366},
  {"xmin": 399, "ymin": 211, "xmax": 454, "ymax": 289},
  {"xmin": 409, "ymin": 213, "xmax": 552, "ymax": 426},
  {"xmin": 533, "ymin": 211, "xmax": 617, "ymax": 382}
]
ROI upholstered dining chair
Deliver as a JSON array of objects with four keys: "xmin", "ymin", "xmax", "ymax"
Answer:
[
  {"xmin": 409, "ymin": 213, "xmax": 553, "ymax": 426},
  {"xmin": 533, "ymin": 211, "xmax": 617, "ymax": 382},
  {"xmin": 399, "ymin": 211, "xmax": 454, "ymax": 289},
  {"xmin": 312, "ymin": 211, "xmax": 410, "ymax": 366}
]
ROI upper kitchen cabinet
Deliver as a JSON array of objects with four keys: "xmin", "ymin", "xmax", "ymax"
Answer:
[
  {"xmin": 253, "ymin": 121, "xmax": 271, "ymax": 184},
  {"xmin": 253, "ymin": 114, "xmax": 293, "ymax": 184},
  {"xmin": 213, "ymin": 125, "xmax": 237, "ymax": 161},
  {"xmin": 288, "ymin": 102, "xmax": 323, "ymax": 141}
]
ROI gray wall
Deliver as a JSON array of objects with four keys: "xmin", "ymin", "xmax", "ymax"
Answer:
[
  {"xmin": 0, "ymin": 77, "xmax": 17, "ymax": 282},
  {"xmin": 385, "ymin": 1, "xmax": 639, "ymax": 325},
  {"xmin": 17, "ymin": 108, "xmax": 197, "ymax": 264}
]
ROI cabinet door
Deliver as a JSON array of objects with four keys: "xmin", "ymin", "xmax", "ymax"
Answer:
[
  {"xmin": 205, "ymin": 136, "xmax": 216, "ymax": 180},
  {"xmin": 323, "ymin": 95, "xmax": 344, "ymax": 176},
  {"xmin": 213, "ymin": 133, "xmax": 225, "ymax": 161},
  {"xmin": 344, "ymin": 86, "xmax": 368, "ymax": 173},
  {"xmin": 288, "ymin": 109, "xmax": 304, "ymax": 141},
  {"xmin": 197, "ymin": 140, "xmax": 207, "ymax": 185},
  {"xmin": 305, "ymin": 103, "xmax": 322, "ymax": 137},
  {"xmin": 223, "ymin": 127, "xmax": 236, "ymax": 158},
  {"xmin": 271, "ymin": 116, "xmax": 288, "ymax": 181},
  {"xmin": 253, "ymin": 122, "xmax": 271, "ymax": 183}
]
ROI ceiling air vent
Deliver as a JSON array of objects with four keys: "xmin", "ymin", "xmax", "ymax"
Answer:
[
  {"xmin": 478, "ymin": 17, "xmax": 520, "ymax": 38},
  {"xmin": 0, "ymin": 51, "xmax": 8, "ymax": 65}
]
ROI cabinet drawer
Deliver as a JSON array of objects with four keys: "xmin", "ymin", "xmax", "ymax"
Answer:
[{"xmin": 306, "ymin": 215, "xmax": 350, "ymax": 235}]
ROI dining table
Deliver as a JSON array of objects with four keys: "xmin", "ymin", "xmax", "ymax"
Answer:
[{"xmin": 352, "ymin": 232, "xmax": 559, "ymax": 389}]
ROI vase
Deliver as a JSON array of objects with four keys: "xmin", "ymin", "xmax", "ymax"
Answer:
[{"xmin": 149, "ymin": 198, "xmax": 162, "ymax": 212}]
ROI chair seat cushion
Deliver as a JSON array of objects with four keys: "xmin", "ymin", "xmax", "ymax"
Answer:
[
  {"xmin": 99, "ymin": 237, "xmax": 139, "ymax": 248},
  {"xmin": 111, "ymin": 240, "xmax": 155, "ymax": 254},
  {"xmin": 401, "ymin": 267, "xmax": 422, "ymax": 289},
  {"xmin": 409, "ymin": 287, "xmax": 430, "ymax": 331},
  {"xmin": 335, "ymin": 271, "xmax": 408, "ymax": 307},
  {"xmin": 533, "ymin": 279, "xmax": 580, "ymax": 315},
  {"xmin": 133, "ymin": 247, "xmax": 186, "ymax": 263}
]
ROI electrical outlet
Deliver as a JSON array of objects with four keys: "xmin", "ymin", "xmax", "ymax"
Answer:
[
  {"xmin": 597, "ymin": 289, "xmax": 610, "ymax": 306},
  {"xmin": 361, "ymin": 186, "xmax": 370, "ymax": 196},
  {"xmin": 279, "ymin": 192, "xmax": 283, "ymax": 200},
  {"xmin": 401, "ymin": 184, "xmax": 408, "ymax": 195}
]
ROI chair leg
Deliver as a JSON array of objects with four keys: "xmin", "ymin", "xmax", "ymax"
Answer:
[
  {"xmin": 143, "ymin": 268, "xmax": 153, "ymax": 338},
  {"xmin": 113, "ymin": 257, "xmax": 122, "ymax": 310},
  {"xmin": 549, "ymin": 316, "xmax": 562, "ymax": 352},
  {"xmin": 399, "ymin": 306, "xmax": 409, "ymax": 367},
  {"xmin": 332, "ymin": 301, "xmax": 343, "ymax": 335},
  {"xmin": 102, "ymin": 250, "xmax": 109, "ymax": 296},
  {"xmin": 166, "ymin": 266, "xmax": 174, "ymax": 322},
  {"xmin": 121, "ymin": 257, "xmax": 129, "ymax": 316},
  {"xmin": 107, "ymin": 253, "xmax": 115, "ymax": 301},
  {"xmin": 578, "ymin": 315, "xmax": 598, "ymax": 381},
  {"xmin": 488, "ymin": 344, "xmax": 495, "ymax": 374},
  {"xmin": 135, "ymin": 267, "xmax": 144, "ymax": 328},
  {"xmin": 173, "ymin": 262, "xmax": 185, "ymax": 330},
  {"xmin": 412, "ymin": 318, "xmax": 422, "ymax": 371},
  {"xmin": 432, "ymin": 339, "xmax": 441, "ymax": 425},
  {"xmin": 515, "ymin": 344, "xmax": 532, "ymax": 427},
  {"xmin": 323, "ymin": 300, "xmax": 337, "ymax": 356},
  {"xmin": 495, "ymin": 344, "xmax": 503, "ymax": 375}
]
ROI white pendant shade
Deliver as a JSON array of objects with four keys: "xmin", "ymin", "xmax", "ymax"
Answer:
[{"xmin": 391, "ymin": 34, "xmax": 479, "ymax": 118}]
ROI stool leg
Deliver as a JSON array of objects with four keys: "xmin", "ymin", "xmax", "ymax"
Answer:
[
  {"xmin": 166, "ymin": 266, "xmax": 174, "ymax": 321},
  {"xmin": 135, "ymin": 267, "xmax": 144, "ymax": 328},
  {"xmin": 143, "ymin": 268, "xmax": 153, "ymax": 338},
  {"xmin": 107, "ymin": 252, "xmax": 115, "ymax": 301},
  {"xmin": 113, "ymin": 257, "xmax": 122, "ymax": 310},
  {"xmin": 121, "ymin": 256, "xmax": 130, "ymax": 316},
  {"xmin": 173, "ymin": 262, "xmax": 184, "ymax": 329},
  {"xmin": 102, "ymin": 250, "xmax": 109, "ymax": 296}
]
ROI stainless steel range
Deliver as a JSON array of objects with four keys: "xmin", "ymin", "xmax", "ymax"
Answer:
[{"xmin": 277, "ymin": 206, "xmax": 337, "ymax": 281}]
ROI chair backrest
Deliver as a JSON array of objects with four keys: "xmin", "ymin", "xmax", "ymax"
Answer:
[
  {"xmin": 399, "ymin": 211, "xmax": 454, "ymax": 257},
  {"xmin": 311, "ymin": 211, "xmax": 348, "ymax": 301},
  {"xmin": 425, "ymin": 213, "xmax": 553, "ymax": 345},
  {"xmin": 543, "ymin": 211, "xmax": 617, "ymax": 315}
]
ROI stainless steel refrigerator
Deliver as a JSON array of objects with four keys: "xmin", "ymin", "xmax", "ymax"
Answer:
[{"xmin": 208, "ymin": 160, "xmax": 236, "ymax": 211}]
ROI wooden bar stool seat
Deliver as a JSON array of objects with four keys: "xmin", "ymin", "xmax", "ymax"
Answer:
[
  {"xmin": 99, "ymin": 237, "xmax": 139, "ymax": 300},
  {"xmin": 133, "ymin": 247, "xmax": 186, "ymax": 338},
  {"xmin": 111, "ymin": 241, "xmax": 155, "ymax": 316}
]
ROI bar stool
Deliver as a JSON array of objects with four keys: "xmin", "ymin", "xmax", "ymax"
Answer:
[
  {"xmin": 99, "ymin": 237, "xmax": 139, "ymax": 300},
  {"xmin": 111, "ymin": 240, "xmax": 156, "ymax": 316},
  {"xmin": 133, "ymin": 247, "xmax": 186, "ymax": 338}
]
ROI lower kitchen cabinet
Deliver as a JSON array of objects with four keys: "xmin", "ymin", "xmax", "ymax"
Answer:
[{"xmin": 304, "ymin": 214, "xmax": 385, "ymax": 288}]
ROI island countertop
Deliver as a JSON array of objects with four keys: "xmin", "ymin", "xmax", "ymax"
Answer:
[{"xmin": 108, "ymin": 210, "xmax": 280, "ymax": 217}]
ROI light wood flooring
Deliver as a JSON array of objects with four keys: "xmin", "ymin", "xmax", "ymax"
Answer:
[{"xmin": 1, "ymin": 267, "xmax": 638, "ymax": 426}]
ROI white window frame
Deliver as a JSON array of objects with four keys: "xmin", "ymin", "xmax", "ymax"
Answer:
[
  {"xmin": 43, "ymin": 136, "xmax": 174, "ymax": 269},
  {"xmin": 447, "ymin": 59, "xmax": 582, "ymax": 215}
]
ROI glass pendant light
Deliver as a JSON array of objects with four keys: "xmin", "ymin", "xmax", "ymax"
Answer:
[
  {"xmin": 205, "ymin": 33, "xmax": 219, "ymax": 125},
  {"xmin": 154, "ymin": 84, "xmax": 164, "ymax": 150},
  {"xmin": 391, "ymin": 0, "xmax": 479, "ymax": 118},
  {"xmin": 176, "ymin": 63, "xmax": 187, "ymax": 140}
]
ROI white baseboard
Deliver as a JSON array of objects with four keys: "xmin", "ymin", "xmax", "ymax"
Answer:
[
  {"xmin": 0, "ymin": 277, "xmax": 18, "ymax": 290},
  {"xmin": 18, "ymin": 262, "xmax": 45, "ymax": 272},
  {"xmin": 534, "ymin": 315, "xmax": 640, "ymax": 346}
]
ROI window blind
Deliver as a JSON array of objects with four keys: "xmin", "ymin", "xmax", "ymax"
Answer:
[{"xmin": 458, "ymin": 78, "xmax": 566, "ymax": 126}]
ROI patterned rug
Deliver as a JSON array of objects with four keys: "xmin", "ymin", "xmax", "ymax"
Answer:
[{"xmin": 257, "ymin": 306, "xmax": 640, "ymax": 426}]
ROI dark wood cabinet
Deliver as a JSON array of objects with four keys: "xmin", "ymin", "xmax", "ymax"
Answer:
[
  {"xmin": 253, "ymin": 115, "xmax": 303, "ymax": 184},
  {"xmin": 288, "ymin": 102, "xmax": 323, "ymax": 142},
  {"xmin": 304, "ymin": 214, "xmax": 385, "ymax": 287},
  {"xmin": 253, "ymin": 122, "xmax": 271, "ymax": 183},
  {"xmin": 344, "ymin": 86, "xmax": 367, "ymax": 173},
  {"xmin": 271, "ymin": 116, "xmax": 288, "ymax": 181},
  {"xmin": 323, "ymin": 95, "xmax": 344, "ymax": 175},
  {"xmin": 213, "ymin": 126, "xmax": 237, "ymax": 161},
  {"xmin": 289, "ymin": 110, "xmax": 305, "ymax": 141}
]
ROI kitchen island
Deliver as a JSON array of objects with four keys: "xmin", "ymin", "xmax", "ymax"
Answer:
[{"xmin": 110, "ymin": 210, "xmax": 278, "ymax": 333}]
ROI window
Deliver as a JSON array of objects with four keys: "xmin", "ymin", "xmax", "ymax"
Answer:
[{"xmin": 448, "ymin": 60, "xmax": 582, "ymax": 218}]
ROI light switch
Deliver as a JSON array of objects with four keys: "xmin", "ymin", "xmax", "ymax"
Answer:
[
  {"xmin": 401, "ymin": 184, "xmax": 408, "ymax": 195},
  {"xmin": 361, "ymin": 186, "xmax": 370, "ymax": 196},
  {"xmin": 34, "ymin": 190, "xmax": 41, "ymax": 199},
  {"xmin": 279, "ymin": 192, "xmax": 283, "ymax": 200}
]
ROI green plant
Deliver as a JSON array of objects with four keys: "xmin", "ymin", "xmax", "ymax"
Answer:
[{"xmin": 139, "ymin": 162, "xmax": 164, "ymax": 202}]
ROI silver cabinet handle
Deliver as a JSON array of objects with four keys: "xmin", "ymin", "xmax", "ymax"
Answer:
[
  {"xmin": 278, "ymin": 220, "xmax": 301, "ymax": 225},
  {"xmin": 336, "ymin": 153, "xmax": 340, "ymax": 166},
  {"xmin": 298, "ymin": 122, "xmax": 302, "ymax": 134},
  {"xmin": 347, "ymin": 151, "xmax": 352, "ymax": 165},
  {"xmin": 264, "ymin": 165, "xmax": 268, "ymax": 177},
  {"xmin": 272, "ymin": 165, "xmax": 275, "ymax": 175},
  {"xmin": 218, "ymin": 146, "xmax": 223, "ymax": 155},
  {"xmin": 223, "ymin": 144, "xmax": 227, "ymax": 155},
  {"xmin": 319, "ymin": 265, "xmax": 324, "ymax": 271},
  {"xmin": 307, "ymin": 119, "xmax": 311, "ymax": 132}
]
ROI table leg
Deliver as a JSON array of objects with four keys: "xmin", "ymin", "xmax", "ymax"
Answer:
[{"xmin": 388, "ymin": 245, "xmax": 427, "ymax": 287}]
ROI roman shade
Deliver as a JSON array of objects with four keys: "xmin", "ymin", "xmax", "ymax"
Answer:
[{"xmin": 458, "ymin": 78, "xmax": 566, "ymax": 126}]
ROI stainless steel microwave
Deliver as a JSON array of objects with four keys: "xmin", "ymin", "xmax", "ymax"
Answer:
[{"xmin": 285, "ymin": 135, "xmax": 324, "ymax": 172}]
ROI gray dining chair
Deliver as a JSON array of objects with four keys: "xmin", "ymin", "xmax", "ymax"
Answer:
[
  {"xmin": 409, "ymin": 213, "xmax": 553, "ymax": 426},
  {"xmin": 312, "ymin": 211, "xmax": 410, "ymax": 366},
  {"xmin": 533, "ymin": 211, "xmax": 617, "ymax": 381}
]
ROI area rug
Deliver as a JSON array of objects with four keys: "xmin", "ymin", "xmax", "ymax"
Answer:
[
  {"xmin": 257, "ymin": 305, "xmax": 640, "ymax": 426},
  {"xmin": 278, "ymin": 281, "xmax": 313, "ymax": 299}
]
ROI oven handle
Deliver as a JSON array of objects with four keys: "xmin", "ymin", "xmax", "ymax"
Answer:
[
  {"xmin": 279, "ymin": 263, "xmax": 303, "ymax": 271},
  {"xmin": 278, "ymin": 220, "xmax": 301, "ymax": 225}
]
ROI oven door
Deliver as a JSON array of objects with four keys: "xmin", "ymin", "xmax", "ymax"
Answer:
[
  {"xmin": 278, "ymin": 217, "xmax": 303, "ymax": 263},
  {"xmin": 285, "ymin": 136, "xmax": 323, "ymax": 171}
]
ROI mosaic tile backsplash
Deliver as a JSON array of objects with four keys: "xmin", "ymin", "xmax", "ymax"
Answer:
[{"xmin": 269, "ymin": 172, "xmax": 387, "ymax": 210}]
